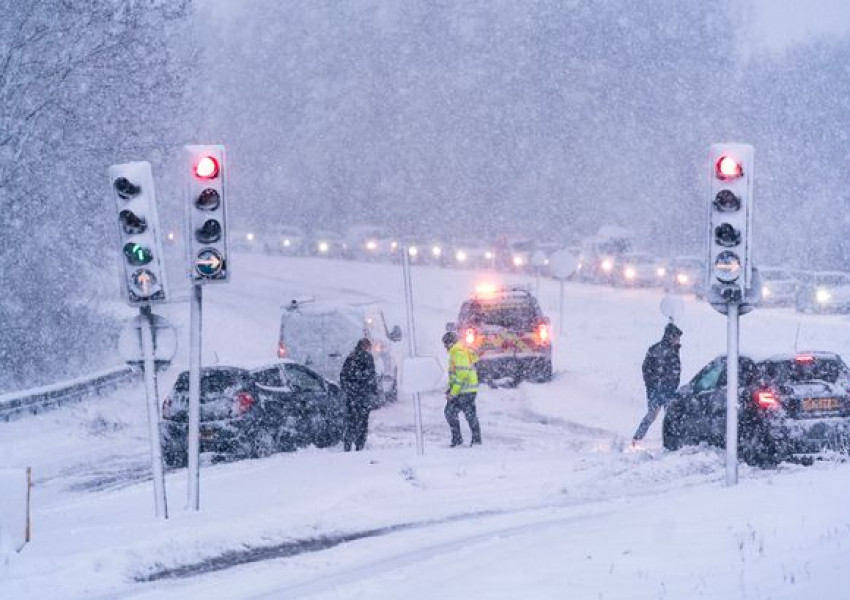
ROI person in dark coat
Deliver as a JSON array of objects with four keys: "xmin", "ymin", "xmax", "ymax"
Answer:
[
  {"xmin": 339, "ymin": 338, "xmax": 378, "ymax": 451},
  {"xmin": 632, "ymin": 322, "xmax": 682, "ymax": 445}
]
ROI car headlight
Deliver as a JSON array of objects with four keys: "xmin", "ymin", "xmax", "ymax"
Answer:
[
  {"xmin": 318, "ymin": 241, "xmax": 329, "ymax": 253},
  {"xmin": 677, "ymin": 273, "xmax": 689, "ymax": 285},
  {"xmin": 601, "ymin": 259, "xmax": 613, "ymax": 272},
  {"xmin": 816, "ymin": 288, "xmax": 832, "ymax": 304},
  {"xmin": 656, "ymin": 267, "xmax": 666, "ymax": 278},
  {"xmin": 762, "ymin": 286, "xmax": 772, "ymax": 297},
  {"xmin": 624, "ymin": 267, "xmax": 636, "ymax": 280}
]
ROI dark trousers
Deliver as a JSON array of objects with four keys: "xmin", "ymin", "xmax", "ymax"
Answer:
[
  {"xmin": 343, "ymin": 403, "xmax": 370, "ymax": 451},
  {"xmin": 445, "ymin": 392, "xmax": 482, "ymax": 445}
]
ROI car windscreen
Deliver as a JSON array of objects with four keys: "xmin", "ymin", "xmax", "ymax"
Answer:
[
  {"xmin": 462, "ymin": 299, "xmax": 539, "ymax": 330},
  {"xmin": 760, "ymin": 359, "xmax": 845, "ymax": 384}
]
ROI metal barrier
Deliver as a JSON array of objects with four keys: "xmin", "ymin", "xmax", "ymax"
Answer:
[{"xmin": 0, "ymin": 366, "xmax": 139, "ymax": 422}]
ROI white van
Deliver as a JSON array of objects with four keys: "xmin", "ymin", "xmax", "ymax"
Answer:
[{"xmin": 278, "ymin": 299, "xmax": 403, "ymax": 405}]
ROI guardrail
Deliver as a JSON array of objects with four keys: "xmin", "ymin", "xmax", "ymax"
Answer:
[{"xmin": 0, "ymin": 366, "xmax": 139, "ymax": 422}]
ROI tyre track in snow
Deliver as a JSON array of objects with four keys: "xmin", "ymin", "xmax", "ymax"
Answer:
[{"xmin": 125, "ymin": 448, "xmax": 732, "ymax": 598}]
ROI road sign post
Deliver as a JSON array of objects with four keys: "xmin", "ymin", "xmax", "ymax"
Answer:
[
  {"xmin": 183, "ymin": 144, "xmax": 229, "ymax": 511},
  {"xmin": 401, "ymin": 246, "xmax": 425, "ymax": 456}
]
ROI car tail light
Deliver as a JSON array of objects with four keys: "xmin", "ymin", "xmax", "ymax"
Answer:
[
  {"xmin": 162, "ymin": 396, "xmax": 173, "ymax": 418},
  {"xmin": 754, "ymin": 389, "xmax": 779, "ymax": 409},
  {"xmin": 277, "ymin": 341, "xmax": 288, "ymax": 358},
  {"xmin": 465, "ymin": 327, "xmax": 476, "ymax": 345},
  {"xmin": 538, "ymin": 323, "xmax": 549, "ymax": 343},
  {"xmin": 233, "ymin": 391, "xmax": 255, "ymax": 416},
  {"xmin": 795, "ymin": 354, "xmax": 815, "ymax": 363}
]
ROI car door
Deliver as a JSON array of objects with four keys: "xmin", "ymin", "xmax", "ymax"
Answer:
[
  {"xmin": 702, "ymin": 357, "xmax": 759, "ymax": 446},
  {"xmin": 251, "ymin": 365, "xmax": 302, "ymax": 445},
  {"xmin": 282, "ymin": 363, "xmax": 337, "ymax": 445},
  {"xmin": 683, "ymin": 359, "xmax": 727, "ymax": 444}
]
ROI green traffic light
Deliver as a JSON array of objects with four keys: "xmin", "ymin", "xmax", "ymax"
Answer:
[{"xmin": 123, "ymin": 242, "xmax": 153, "ymax": 266}]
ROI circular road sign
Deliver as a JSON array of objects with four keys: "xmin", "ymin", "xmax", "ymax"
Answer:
[{"xmin": 195, "ymin": 248, "xmax": 224, "ymax": 278}]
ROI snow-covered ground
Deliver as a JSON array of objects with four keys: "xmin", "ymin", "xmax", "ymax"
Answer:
[{"xmin": 2, "ymin": 255, "xmax": 850, "ymax": 599}]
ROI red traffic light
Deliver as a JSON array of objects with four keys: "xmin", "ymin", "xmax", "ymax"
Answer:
[
  {"xmin": 715, "ymin": 155, "xmax": 743, "ymax": 180},
  {"xmin": 194, "ymin": 155, "xmax": 219, "ymax": 179}
]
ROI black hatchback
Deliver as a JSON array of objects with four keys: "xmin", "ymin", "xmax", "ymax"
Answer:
[
  {"xmin": 662, "ymin": 352, "xmax": 850, "ymax": 467},
  {"xmin": 161, "ymin": 361, "xmax": 345, "ymax": 468}
]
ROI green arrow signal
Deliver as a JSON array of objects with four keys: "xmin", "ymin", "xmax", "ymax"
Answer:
[{"xmin": 123, "ymin": 242, "xmax": 153, "ymax": 266}]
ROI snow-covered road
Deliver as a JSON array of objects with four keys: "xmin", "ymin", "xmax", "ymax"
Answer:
[{"xmin": 2, "ymin": 255, "xmax": 850, "ymax": 599}]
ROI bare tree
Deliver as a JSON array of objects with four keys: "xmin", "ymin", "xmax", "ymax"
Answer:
[{"xmin": 0, "ymin": 0, "xmax": 193, "ymax": 390}]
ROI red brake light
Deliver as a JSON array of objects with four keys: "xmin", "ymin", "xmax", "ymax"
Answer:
[
  {"xmin": 233, "ymin": 391, "xmax": 255, "ymax": 416},
  {"xmin": 538, "ymin": 323, "xmax": 549, "ymax": 342},
  {"xmin": 277, "ymin": 341, "xmax": 288, "ymax": 358},
  {"xmin": 716, "ymin": 155, "xmax": 743, "ymax": 180},
  {"xmin": 195, "ymin": 155, "xmax": 219, "ymax": 179},
  {"xmin": 754, "ymin": 389, "xmax": 779, "ymax": 409},
  {"xmin": 465, "ymin": 328, "xmax": 476, "ymax": 345},
  {"xmin": 795, "ymin": 354, "xmax": 815, "ymax": 363}
]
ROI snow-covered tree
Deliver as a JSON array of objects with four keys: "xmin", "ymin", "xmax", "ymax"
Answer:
[{"xmin": 0, "ymin": 0, "xmax": 193, "ymax": 391}]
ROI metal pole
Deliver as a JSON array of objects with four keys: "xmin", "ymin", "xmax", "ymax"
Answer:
[
  {"xmin": 401, "ymin": 246, "xmax": 424, "ymax": 456},
  {"xmin": 188, "ymin": 283, "xmax": 203, "ymax": 510},
  {"xmin": 140, "ymin": 305, "xmax": 168, "ymax": 518},
  {"xmin": 725, "ymin": 301, "xmax": 740, "ymax": 486},
  {"xmin": 559, "ymin": 280, "xmax": 566, "ymax": 335}
]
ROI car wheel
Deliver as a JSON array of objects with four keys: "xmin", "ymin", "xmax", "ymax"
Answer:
[
  {"xmin": 662, "ymin": 410, "xmax": 685, "ymax": 451},
  {"xmin": 162, "ymin": 443, "xmax": 187, "ymax": 469},
  {"xmin": 528, "ymin": 359, "xmax": 553, "ymax": 383},
  {"xmin": 738, "ymin": 420, "xmax": 783, "ymax": 468}
]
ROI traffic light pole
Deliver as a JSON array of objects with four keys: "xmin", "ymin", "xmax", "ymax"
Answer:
[
  {"xmin": 187, "ymin": 283, "xmax": 203, "ymax": 510},
  {"xmin": 140, "ymin": 305, "xmax": 168, "ymax": 518},
  {"xmin": 725, "ymin": 301, "xmax": 740, "ymax": 486},
  {"xmin": 401, "ymin": 247, "xmax": 425, "ymax": 456}
]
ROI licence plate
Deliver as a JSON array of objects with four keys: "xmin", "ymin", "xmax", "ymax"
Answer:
[{"xmin": 802, "ymin": 397, "xmax": 839, "ymax": 411}]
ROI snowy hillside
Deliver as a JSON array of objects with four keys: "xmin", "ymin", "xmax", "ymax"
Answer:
[{"xmin": 2, "ymin": 255, "xmax": 850, "ymax": 599}]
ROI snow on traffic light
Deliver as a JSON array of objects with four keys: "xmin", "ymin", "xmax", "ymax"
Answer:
[
  {"xmin": 109, "ymin": 161, "xmax": 167, "ymax": 305},
  {"xmin": 184, "ymin": 145, "xmax": 229, "ymax": 283},
  {"xmin": 707, "ymin": 143, "xmax": 754, "ymax": 294}
]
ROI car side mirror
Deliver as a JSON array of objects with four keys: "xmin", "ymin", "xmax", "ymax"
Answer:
[
  {"xmin": 389, "ymin": 325, "xmax": 402, "ymax": 342},
  {"xmin": 446, "ymin": 322, "xmax": 456, "ymax": 332}
]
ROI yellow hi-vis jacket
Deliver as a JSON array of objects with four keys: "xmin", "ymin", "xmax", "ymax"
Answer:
[{"xmin": 448, "ymin": 342, "xmax": 479, "ymax": 397}]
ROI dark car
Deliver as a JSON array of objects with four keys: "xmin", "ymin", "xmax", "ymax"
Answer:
[
  {"xmin": 161, "ymin": 362, "xmax": 345, "ymax": 468},
  {"xmin": 662, "ymin": 352, "xmax": 850, "ymax": 466}
]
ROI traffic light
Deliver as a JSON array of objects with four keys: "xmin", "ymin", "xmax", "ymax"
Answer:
[
  {"xmin": 184, "ymin": 145, "xmax": 229, "ymax": 283},
  {"xmin": 707, "ymin": 143, "xmax": 754, "ymax": 295},
  {"xmin": 109, "ymin": 161, "xmax": 167, "ymax": 305}
]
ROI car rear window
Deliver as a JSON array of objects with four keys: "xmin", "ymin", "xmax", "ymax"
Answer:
[
  {"xmin": 760, "ymin": 358, "xmax": 846, "ymax": 384},
  {"xmin": 282, "ymin": 310, "xmax": 366, "ymax": 358},
  {"xmin": 461, "ymin": 298, "xmax": 540, "ymax": 330},
  {"xmin": 173, "ymin": 370, "xmax": 250, "ymax": 393}
]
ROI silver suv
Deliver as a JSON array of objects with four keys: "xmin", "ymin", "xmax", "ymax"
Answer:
[{"xmin": 278, "ymin": 299, "xmax": 403, "ymax": 405}]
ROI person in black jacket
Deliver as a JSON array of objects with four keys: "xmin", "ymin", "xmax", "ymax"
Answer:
[
  {"xmin": 339, "ymin": 338, "xmax": 378, "ymax": 452},
  {"xmin": 632, "ymin": 322, "xmax": 682, "ymax": 446}
]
